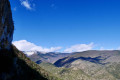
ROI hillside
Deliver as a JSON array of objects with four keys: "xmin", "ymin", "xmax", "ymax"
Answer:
[
  {"xmin": 0, "ymin": 45, "xmax": 62, "ymax": 80},
  {"xmin": 38, "ymin": 50, "xmax": 120, "ymax": 80},
  {"xmin": 54, "ymin": 50, "xmax": 120, "ymax": 67},
  {"xmin": 27, "ymin": 51, "xmax": 71, "ymax": 63}
]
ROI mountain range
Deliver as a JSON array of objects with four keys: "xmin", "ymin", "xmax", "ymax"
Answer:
[
  {"xmin": 28, "ymin": 50, "xmax": 120, "ymax": 80},
  {"xmin": 1, "ymin": 0, "xmax": 120, "ymax": 80},
  {"xmin": 24, "ymin": 51, "xmax": 71, "ymax": 64}
]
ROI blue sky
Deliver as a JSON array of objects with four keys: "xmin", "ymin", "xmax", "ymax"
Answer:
[{"xmin": 9, "ymin": 0, "xmax": 120, "ymax": 52}]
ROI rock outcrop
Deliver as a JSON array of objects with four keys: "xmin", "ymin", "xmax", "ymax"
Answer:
[
  {"xmin": 0, "ymin": 0, "xmax": 60, "ymax": 80},
  {"xmin": 0, "ymin": 0, "xmax": 14, "ymax": 50}
]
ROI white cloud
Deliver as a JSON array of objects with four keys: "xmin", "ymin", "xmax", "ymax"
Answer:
[
  {"xmin": 13, "ymin": 40, "xmax": 95, "ymax": 54},
  {"xmin": 117, "ymin": 47, "xmax": 120, "ymax": 50},
  {"xmin": 64, "ymin": 43, "xmax": 94, "ymax": 53},
  {"xmin": 12, "ymin": 40, "xmax": 62, "ymax": 52},
  {"xmin": 20, "ymin": 0, "xmax": 34, "ymax": 10}
]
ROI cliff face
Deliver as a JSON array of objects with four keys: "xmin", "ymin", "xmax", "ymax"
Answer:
[
  {"xmin": 0, "ymin": 0, "xmax": 14, "ymax": 50},
  {"xmin": 0, "ymin": 0, "xmax": 60, "ymax": 80}
]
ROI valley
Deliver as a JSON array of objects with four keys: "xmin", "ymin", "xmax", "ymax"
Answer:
[{"xmin": 28, "ymin": 50, "xmax": 120, "ymax": 80}]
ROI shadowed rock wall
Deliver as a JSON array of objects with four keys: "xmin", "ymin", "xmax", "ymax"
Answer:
[{"xmin": 0, "ymin": 0, "xmax": 14, "ymax": 50}]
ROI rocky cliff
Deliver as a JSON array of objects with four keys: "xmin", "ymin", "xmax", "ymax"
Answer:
[
  {"xmin": 0, "ymin": 0, "xmax": 14, "ymax": 50},
  {"xmin": 0, "ymin": 0, "xmax": 60, "ymax": 80}
]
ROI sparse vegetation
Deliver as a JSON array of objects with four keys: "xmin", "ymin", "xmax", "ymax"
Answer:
[
  {"xmin": 39, "ymin": 51, "xmax": 120, "ymax": 80},
  {"xmin": 0, "ymin": 45, "xmax": 62, "ymax": 80}
]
